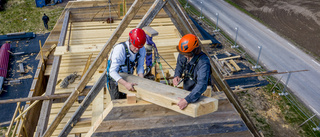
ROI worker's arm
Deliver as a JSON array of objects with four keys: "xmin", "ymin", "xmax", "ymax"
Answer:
[
  {"xmin": 109, "ymin": 44, "xmax": 126, "ymax": 82},
  {"xmin": 118, "ymin": 78, "xmax": 137, "ymax": 91},
  {"xmin": 136, "ymin": 47, "xmax": 146, "ymax": 77},
  {"xmin": 173, "ymin": 54, "xmax": 186, "ymax": 86},
  {"xmin": 184, "ymin": 59, "xmax": 210, "ymax": 103}
]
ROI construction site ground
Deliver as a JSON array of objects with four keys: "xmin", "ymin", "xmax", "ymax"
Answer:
[{"xmin": 0, "ymin": 33, "xmax": 49, "ymax": 125}]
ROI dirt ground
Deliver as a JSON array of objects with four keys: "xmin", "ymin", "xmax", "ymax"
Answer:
[{"xmin": 229, "ymin": 0, "xmax": 320, "ymax": 59}]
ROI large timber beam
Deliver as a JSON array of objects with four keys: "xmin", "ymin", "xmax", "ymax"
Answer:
[
  {"xmin": 41, "ymin": 1, "xmax": 146, "ymax": 137},
  {"xmin": 35, "ymin": 10, "xmax": 70, "ymax": 137},
  {"xmin": 118, "ymin": 73, "xmax": 218, "ymax": 117}
]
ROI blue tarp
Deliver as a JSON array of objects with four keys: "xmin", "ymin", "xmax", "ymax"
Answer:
[{"xmin": 189, "ymin": 15, "xmax": 221, "ymax": 47}]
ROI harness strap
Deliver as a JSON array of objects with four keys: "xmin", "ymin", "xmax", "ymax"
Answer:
[
  {"xmin": 119, "ymin": 42, "xmax": 140, "ymax": 74},
  {"xmin": 183, "ymin": 53, "xmax": 205, "ymax": 82}
]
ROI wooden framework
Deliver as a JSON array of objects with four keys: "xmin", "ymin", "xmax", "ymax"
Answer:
[{"xmin": 17, "ymin": 0, "xmax": 261, "ymax": 137}]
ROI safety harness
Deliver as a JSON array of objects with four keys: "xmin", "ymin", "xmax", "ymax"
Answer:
[
  {"xmin": 182, "ymin": 53, "xmax": 205, "ymax": 84},
  {"xmin": 119, "ymin": 42, "xmax": 140, "ymax": 74},
  {"xmin": 106, "ymin": 42, "xmax": 140, "ymax": 89}
]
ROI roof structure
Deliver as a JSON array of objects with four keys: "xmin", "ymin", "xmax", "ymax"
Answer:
[{"xmin": 12, "ymin": 0, "xmax": 261, "ymax": 136}]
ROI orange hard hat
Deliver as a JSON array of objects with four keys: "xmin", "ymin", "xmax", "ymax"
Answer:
[{"xmin": 177, "ymin": 34, "xmax": 199, "ymax": 56}]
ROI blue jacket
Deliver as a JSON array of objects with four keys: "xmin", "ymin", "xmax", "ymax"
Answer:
[{"xmin": 174, "ymin": 52, "xmax": 211, "ymax": 103}]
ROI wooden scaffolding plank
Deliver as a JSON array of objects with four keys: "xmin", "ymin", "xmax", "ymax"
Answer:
[
  {"xmin": 229, "ymin": 59, "xmax": 241, "ymax": 71},
  {"xmin": 42, "ymin": 1, "xmax": 146, "ymax": 136},
  {"xmin": 118, "ymin": 73, "xmax": 218, "ymax": 117}
]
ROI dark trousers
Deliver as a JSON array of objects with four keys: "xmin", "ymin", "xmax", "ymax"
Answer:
[
  {"xmin": 44, "ymin": 22, "xmax": 48, "ymax": 29},
  {"xmin": 108, "ymin": 80, "xmax": 126, "ymax": 100}
]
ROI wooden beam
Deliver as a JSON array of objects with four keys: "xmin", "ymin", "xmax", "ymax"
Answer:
[
  {"xmin": 218, "ymin": 55, "xmax": 241, "ymax": 61},
  {"xmin": 229, "ymin": 60, "xmax": 241, "ymax": 71},
  {"xmin": 35, "ymin": 10, "xmax": 71, "ymax": 137},
  {"xmin": 5, "ymin": 102, "xmax": 20, "ymax": 137},
  {"xmin": 42, "ymin": 1, "xmax": 146, "ymax": 136},
  {"xmin": 118, "ymin": 73, "xmax": 218, "ymax": 117},
  {"xmin": 59, "ymin": 69, "xmax": 107, "ymax": 136},
  {"xmin": 224, "ymin": 70, "xmax": 308, "ymax": 80},
  {"xmin": 81, "ymin": 54, "xmax": 93, "ymax": 79},
  {"xmin": 137, "ymin": 0, "xmax": 167, "ymax": 28},
  {"xmin": 0, "ymin": 86, "xmax": 92, "ymax": 104}
]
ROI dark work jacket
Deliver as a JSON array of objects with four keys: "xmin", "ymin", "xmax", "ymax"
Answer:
[
  {"xmin": 42, "ymin": 15, "xmax": 49, "ymax": 23},
  {"xmin": 174, "ymin": 52, "xmax": 211, "ymax": 103}
]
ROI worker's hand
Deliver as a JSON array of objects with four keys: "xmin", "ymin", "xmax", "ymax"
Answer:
[
  {"xmin": 177, "ymin": 97, "xmax": 188, "ymax": 110},
  {"xmin": 173, "ymin": 76, "xmax": 181, "ymax": 86},
  {"xmin": 124, "ymin": 82, "xmax": 137, "ymax": 91}
]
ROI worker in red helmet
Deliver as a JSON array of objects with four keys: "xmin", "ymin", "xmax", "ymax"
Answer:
[
  {"xmin": 108, "ymin": 28, "xmax": 146, "ymax": 99},
  {"xmin": 173, "ymin": 34, "xmax": 211, "ymax": 110}
]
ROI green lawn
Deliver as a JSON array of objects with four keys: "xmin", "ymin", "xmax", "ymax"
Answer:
[{"xmin": 0, "ymin": 0, "xmax": 64, "ymax": 35}]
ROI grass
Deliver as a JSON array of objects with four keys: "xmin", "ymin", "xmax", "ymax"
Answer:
[{"xmin": 0, "ymin": 0, "xmax": 64, "ymax": 35}]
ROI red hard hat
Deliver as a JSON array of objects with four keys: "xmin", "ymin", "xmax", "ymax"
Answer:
[{"xmin": 129, "ymin": 28, "xmax": 146, "ymax": 49}]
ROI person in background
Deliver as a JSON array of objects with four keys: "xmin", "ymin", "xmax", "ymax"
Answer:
[{"xmin": 42, "ymin": 13, "xmax": 50, "ymax": 30}]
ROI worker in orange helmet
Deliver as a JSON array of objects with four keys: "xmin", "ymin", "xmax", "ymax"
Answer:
[
  {"xmin": 107, "ymin": 28, "xmax": 146, "ymax": 99},
  {"xmin": 173, "ymin": 34, "xmax": 211, "ymax": 110}
]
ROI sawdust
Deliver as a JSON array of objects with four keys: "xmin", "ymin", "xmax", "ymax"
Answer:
[{"xmin": 16, "ymin": 56, "xmax": 29, "ymax": 63}]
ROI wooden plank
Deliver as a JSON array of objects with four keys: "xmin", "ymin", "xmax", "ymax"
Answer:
[
  {"xmin": 44, "ymin": 1, "xmax": 146, "ymax": 136},
  {"xmin": 118, "ymin": 73, "xmax": 218, "ymax": 117},
  {"xmin": 229, "ymin": 59, "xmax": 241, "ymax": 71},
  {"xmin": 218, "ymin": 55, "xmax": 241, "ymax": 61},
  {"xmin": 81, "ymin": 54, "xmax": 93, "ymax": 78},
  {"xmin": 18, "ymin": 63, "xmax": 25, "ymax": 73},
  {"xmin": 224, "ymin": 61, "xmax": 236, "ymax": 72},
  {"xmin": 36, "ymin": 10, "xmax": 71, "ymax": 137},
  {"xmin": 5, "ymin": 102, "xmax": 20, "ymax": 137},
  {"xmin": 91, "ymin": 76, "xmax": 104, "ymax": 125}
]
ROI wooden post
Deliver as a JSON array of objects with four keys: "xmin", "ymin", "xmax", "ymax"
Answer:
[
  {"xmin": 81, "ymin": 53, "xmax": 93, "ymax": 79},
  {"xmin": 39, "ymin": 40, "xmax": 45, "ymax": 65},
  {"xmin": 43, "ymin": 1, "xmax": 146, "ymax": 136},
  {"xmin": 11, "ymin": 106, "xmax": 24, "ymax": 137},
  {"xmin": 5, "ymin": 102, "xmax": 20, "ymax": 137}
]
